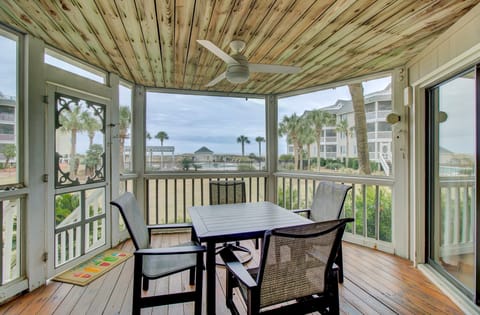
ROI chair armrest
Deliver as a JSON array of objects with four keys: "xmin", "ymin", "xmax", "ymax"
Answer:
[
  {"xmin": 147, "ymin": 223, "xmax": 193, "ymax": 231},
  {"xmin": 292, "ymin": 208, "xmax": 311, "ymax": 218},
  {"xmin": 219, "ymin": 247, "xmax": 257, "ymax": 289},
  {"xmin": 135, "ymin": 245, "xmax": 205, "ymax": 256}
]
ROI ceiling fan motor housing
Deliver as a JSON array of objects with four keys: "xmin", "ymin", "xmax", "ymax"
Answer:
[{"xmin": 226, "ymin": 54, "xmax": 249, "ymax": 84}]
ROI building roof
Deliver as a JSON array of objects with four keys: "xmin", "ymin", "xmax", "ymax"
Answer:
[
  {"xmin": 320, "ymin": 82, "xmax": 392, "ymax": 115},
  {"xmin": 194, "ymin": 146, "xmax": 213, "ymax": 154}
]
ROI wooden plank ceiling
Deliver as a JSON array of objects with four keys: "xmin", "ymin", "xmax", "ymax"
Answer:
[{"xmin": 0, "ymin": 0, "xmax": 478, "ymax": 95}]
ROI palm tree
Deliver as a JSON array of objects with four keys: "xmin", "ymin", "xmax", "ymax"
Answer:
[
  {"xmin": 348, "ymin": 83, "xmax": 371, "ymax": 174},
  {"xmin": 298, "ymin": 120, "xmax": 315, "ymax": 170},
  {"xmin": 146, "ymin": 132, "xmax": 152, "ymax": 168},
  {"xmin": 81, "ymin": 111, "xmax": 102, "ymax": 147},
  {"xmin": 155, "ymin": 131, "xmax": 169, "ymax": 169},
  {"xmin": 118, "ymin": 106, "xmax": 132, "ymax": 170},
  {"xmin": 279, "ymin": 113, "xmax": 302, "ymax": 170},
  {"xmin": 59, "ymin": 104, "xmax": 85, "ymax": 174},
  {"xmin": 306, "ymin": 109, "xmax": 333, "ymax": 171},
  {"xmin": 2, "ymin": 144, "xmax": 15, "ymax": 169},
  {"xmin": 336, "ymin": 119, "xmax": 351, "ymax": 167},
  {"xmin": 237, "ymin": 135, "xmax": 250, "ymax": 156},
  {"xmin": 255, "ymin": 136, "xmax": 265, "ymax": 169}
]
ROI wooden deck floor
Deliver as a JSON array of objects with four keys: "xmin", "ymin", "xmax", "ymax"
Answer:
[{"xmin": 0, "ymin": 233, "xmax": 463, "ymax": 315}]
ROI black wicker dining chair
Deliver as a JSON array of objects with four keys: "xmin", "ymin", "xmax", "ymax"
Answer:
[
  {"xmin": 209, "ymin": 179, "xmax": 256, "ymax": 264},
  {"xmin": 293, "ymin": 181, "xmax": 352, "ymax": 283},
  {"xmin": 220, "ymin": 218, "xmax": 353, "ymax": 315}
]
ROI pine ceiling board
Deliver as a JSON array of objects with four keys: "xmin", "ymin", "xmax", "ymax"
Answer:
[
  {"xmin": 31, "ymin": 0, "xmax": 110, "ymax": 71},
  {"xmin": 239, "ymin": 0, "xmax": 330, "ymax": 92},
  {"xmin": 216, "ymin": 0, "xmax": 284, "ymax": 93},
  {"xmin": 37, "ymin": 0, "xmax": 121, "ymax": 78},
  {"xmin": 95, "ymin": 0, "xmax": 144, "ymax": 84},
  {"xmin": 0, "ymin": 1, "xmax": 82, "ymax": 61},
  {"xmin": 243, "ymin": 0, "xmax": 318, "ymax": 65},
  {"xmin": 287, "ymin": 21, "xmax": 446, "ymax": 93},
  {"xmin": 183, "ymin": 0, "xmax": 215, "ymax": 90},
  {"xmin": 388, "ymin": 0, "xmax": 476, "ymax": 37},
  {"xmin": 192, "ymin": 0, "xmax": 236, "ymax": 89},
  {"xmin": 157, "ymin": 0, "xmax": 175, "ymax": 87},
  {"xmin": 1, "ymin": 0, "xmax": 480, "ymax": 94},
  {"xmin": 135, "ymin": 0, "xmax": 165, "ymax": 87},
  {"xmin": 241, "ymin": 0, "xmax": 297, "ymax": 63},
  {"xmin": 75, "ymin": 0, "xmax": 132, "ymax": 81},
  {"xmin": 246, "ymin": 0, "xmax": 359, "ymax": 93},
  {"xmin": 257, "ymin": 0, "xmax": 442, "ymax": 94},
  {"xmin": 174, "ymin": 0, "xmax": 195, "ymax": 88},
  {"xmin": 0, "ymin": 2, "xmax": 59, "ymax": 47},
  {"xmin": 254, "ymin": 0, "xmax": 377, "ymax": 94},
  {"xmin": 116, "ymin": 0, "xmax": 155, "ymax": 87}
]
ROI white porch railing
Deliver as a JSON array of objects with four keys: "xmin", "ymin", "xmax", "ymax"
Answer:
[
  {"xmin": 142, "ymin": 171, "xmax": 395, "ymax": 251},
  {"xmin": 144, "ymin": 172, "xmax": 268, "ymax": 225},
  {"xmin": 1, "ymin": 198, "xmax": 20, "ymax": 284},
  {"xmin": 439, "ymin": 177, "xmax": 475, "ymax": 258},
  {"xmin": 55, "ymin": 189, "xmax": 106, "ymax": 267},
  {"xmin": 275, "ymin": 172, "xmax": 394, "ymax": 248}
]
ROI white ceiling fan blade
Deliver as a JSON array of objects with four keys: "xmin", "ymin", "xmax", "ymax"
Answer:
[
  {"xmin": 206, "ymin": 72, "xmax": 227, "ymax": 87},
  {"xmin": 249, "ymin": 63, "xmax": 301, "ymax": 74},
  {"xmin": 197, "ymin": 40, "xmax": 239, "ymax": 65}
]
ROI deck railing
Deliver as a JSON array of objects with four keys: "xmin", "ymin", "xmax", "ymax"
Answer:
[
  {"xmin": 55, "ymin": 189, "xmax": 106, "ymax": 267},
  {"xmin": 439, "ymin": 177, "xmax": 475, "ymax": 257},
  {"xmin": 275, "ymin": 172, "xmax": 394, "ymax": 248},
  {"xmin": 1, "ymin": 198, "xmax": 21, "ymax": 284},
  {"xmin": 144, "ymin": 172, "xmax": 268, "ymax": 225},
  {"xmin": 142, "ymin": 171, "xmax": 393, "ymax": 249}
]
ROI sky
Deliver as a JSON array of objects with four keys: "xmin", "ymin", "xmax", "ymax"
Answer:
[
  {"xmin": 145, "ymin": 92, "xmax": 265, "ymax": 155},
  {"xmin": 0, "ymin": 36, "xmax": 16, "ymax": 98},
  {"xmin": 0, "ymin": 31, "xmax": 474, "ymax": 157}
]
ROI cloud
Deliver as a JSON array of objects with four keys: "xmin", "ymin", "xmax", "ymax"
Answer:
[{"xmin": 145, "ymin": 92, "xmax": 266, "ymax": 154}]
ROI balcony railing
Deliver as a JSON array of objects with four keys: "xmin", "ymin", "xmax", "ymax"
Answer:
[
  {"xmin": 439, "ymin": 177, "xmax": 475, "ymax": 257},
  {"xmin": 145, "ymin": 172, "xmax": 268, "ymax": 225},
  {"xmin": 1, "ymin": 198, "xmax": 21, "ymax": 284},
  {"xmin": 275, "ymin": 172, "xmax": 394, "ymax": 249}
]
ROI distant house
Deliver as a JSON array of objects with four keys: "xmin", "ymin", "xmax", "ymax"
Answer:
[
  {"xmin": 0, "ymin": 93, "xmax": 16, "ymax": 164},
  {"xmin": 194, "ymin": 146, "xmax": 213, "ymax": 162}
]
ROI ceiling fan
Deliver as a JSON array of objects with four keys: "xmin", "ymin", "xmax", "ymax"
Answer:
[{"xmin": 197, "ymin": 39, "xmax": 301, "ymax": 87}]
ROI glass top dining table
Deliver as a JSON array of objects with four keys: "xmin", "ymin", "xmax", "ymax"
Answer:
[{"xmin": 189, "ymin": 201, "xmax": 312, "ymax": 315}]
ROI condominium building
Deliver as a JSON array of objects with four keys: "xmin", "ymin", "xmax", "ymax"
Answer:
[
  {"xmin": 287, "ymin": 84, "xmax": 393, "ymax": 174},
  {"xmin": 0, "ymin": 93, "xmax": 16, "ymax": 165}
]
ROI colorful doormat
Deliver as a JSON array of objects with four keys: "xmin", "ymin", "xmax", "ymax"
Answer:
[{"xmin": 53, "ymin": 249, "xmax": 132, "ymax": 286}]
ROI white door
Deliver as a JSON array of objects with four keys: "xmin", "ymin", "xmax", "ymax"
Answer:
[{"xmin": 46, "ymin": 85, "xmax": 111, "ymax": 277}]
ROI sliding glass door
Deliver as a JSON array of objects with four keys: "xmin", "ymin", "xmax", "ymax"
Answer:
[{"xmin": 427, "ymin": 67, "xmax": 478, "ymax": 303}]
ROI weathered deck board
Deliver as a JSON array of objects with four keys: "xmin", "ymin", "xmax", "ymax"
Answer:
[{"xmin": 0, "ymin": 233, "xmax": 463, "ymax": 315}]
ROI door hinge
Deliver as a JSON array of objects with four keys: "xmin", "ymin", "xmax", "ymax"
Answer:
[
  {"xmin": 42, "ymin": 252, "xmax": 48, "ymax": 262},
  {"xmin": 42, "ymin": 174, "xmax": 48, "ymax": 182},
  {"xmin": 43, "ymin": 95, "xmax": 48, "ymax": 104}
]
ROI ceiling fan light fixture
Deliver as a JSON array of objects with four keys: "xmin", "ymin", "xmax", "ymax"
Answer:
[
  {"xmin": 226, "ymin": 55, "xmax": 249, "ymax": 84},
  {"xmin": 226, "ymin": 64, "xmax": 249, "ymax": 83}
]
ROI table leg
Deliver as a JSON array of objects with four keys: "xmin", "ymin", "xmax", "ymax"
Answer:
[{"xmin": 206, "ymin": 241, "xmax": 216, "ymax": 315}]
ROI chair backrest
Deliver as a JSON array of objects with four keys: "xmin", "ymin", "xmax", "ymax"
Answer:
[
  {"xmin": 209, "ymin": 180, "xmax": 246, "ymax": 205},
  {"xmin": 110, "ymin": 192, "xmax": 150, "ymax": 250},
  {"xmin": 310, "ymin": 181, "xmax": 352, "ymax": 221},
  {"xmin": 257, "ymin": 218, "xmax": 352, "ymax": 308}
]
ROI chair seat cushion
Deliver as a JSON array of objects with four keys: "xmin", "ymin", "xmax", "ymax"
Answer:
[{"xmin": 143, "ymin": 241, "xmax": 198, "ymax": 279}]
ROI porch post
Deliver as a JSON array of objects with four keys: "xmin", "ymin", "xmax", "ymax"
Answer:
[
  {"xmin": 391, "ymin": 67, "xmax": 409, "ymax": 259},
  {"xmin": 25, "ymin": 36, "xmax": 47, "ymax": 290},
  {"xmin": 265, "ymin": 94, "xmax": 278, "ymax": 203},
  {"xmin": 132, "ymin": 86, "xmax": 146, "ymax": 217}
]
